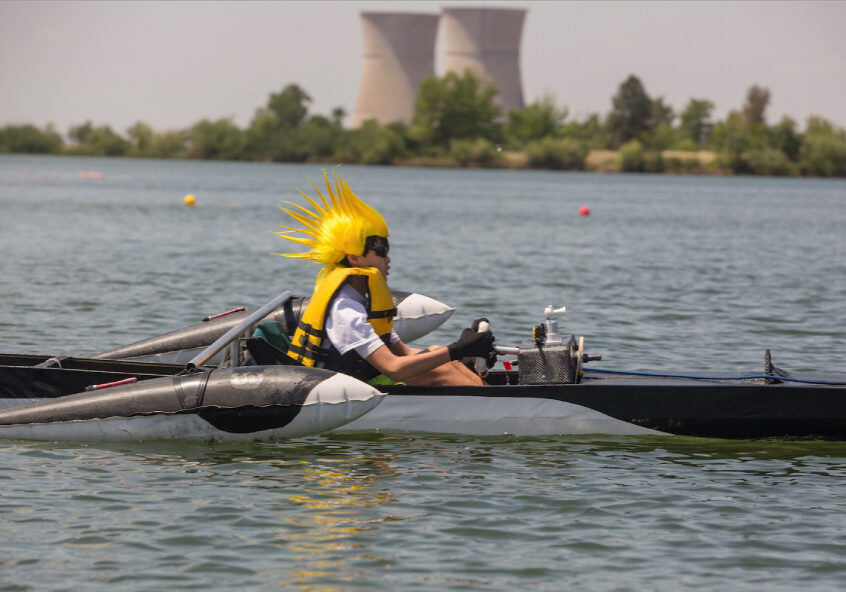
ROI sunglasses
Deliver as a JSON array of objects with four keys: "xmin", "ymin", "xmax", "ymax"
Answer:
[{"xmin": 370, "ymin": 245, "xmax": 390, "ymax": 258}]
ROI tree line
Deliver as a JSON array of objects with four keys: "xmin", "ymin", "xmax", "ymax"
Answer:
[{"xmin": 2, "ymin": 73, "xmax": 845, "ymax": 177}]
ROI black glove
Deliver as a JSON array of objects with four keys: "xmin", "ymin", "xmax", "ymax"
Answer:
[
  {"xmin": 447, "ymin": 328, "xmax": 495, "ymax": 361},
  {"xmin": 469, "ymin": 318, "xmax": 496, "ymax": 368}
]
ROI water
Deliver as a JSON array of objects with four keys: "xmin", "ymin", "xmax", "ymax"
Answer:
[{"xmin": 1, "ymin": 155, "xmax": 845, "ymax": 590}]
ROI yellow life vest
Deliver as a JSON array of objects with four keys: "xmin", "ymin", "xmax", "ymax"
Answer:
[{"xmin": 286, "ymin": 266, "xmax": 395, "ymax": 369}]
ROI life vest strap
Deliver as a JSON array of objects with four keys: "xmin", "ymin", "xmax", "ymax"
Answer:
[
  {"xmin": 367, "ymin": 307, "xmax": 397, "ymax": 320},
  {"xmin": 296, "ymin": 320, "xmax": 327, "ymax": 339},
  {"xmin": 287, "ymin": 341, "xmax": 331, "ymax": 363}
]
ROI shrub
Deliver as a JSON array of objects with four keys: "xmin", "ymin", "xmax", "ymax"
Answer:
[
  {"xmin": 664, "ymin": 157, "xmax": 683, "ymax": 173},
  {"xmin": 619, "ymin": 140, "xmax": 645, "ymax": 172},
  {"xmin": 0, "ymin": 125, "xmax": 63, "ymax": 154},
  {"xmin": 448, "ymin": 138, "xmax": 502, "ymax": 168},
  {"xmin": 683, "ymin": 157, "xmax": 703, "ymax": 173},
  {"xmin": 745, "ymin": 148, "xmax": 793, "ymax": 176},
  {"xmin": 524, "ymin": 137, "xmax": 588, "ymax": 170},
  {"xmin": 334, "ymin": 120, "xmax": 406, "ymax": 165},
  {"xmin": 799, "ymin": 135, "xmax": 846, "ymax": 177},
  {"xmin": 642, "ymin": 150, "xmax": 665, "ymax": 173}
]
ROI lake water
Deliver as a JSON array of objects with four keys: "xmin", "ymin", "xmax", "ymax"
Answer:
[{"xmin": 1, "ymin": 155, "xmax": 845, "ymax": 590}]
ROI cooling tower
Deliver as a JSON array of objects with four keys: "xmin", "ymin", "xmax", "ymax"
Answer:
[
  {"xmin": 442, "ymin": 7, "xmax": 526, "ymax": 113},
  {"xmin": 351, "ymin": 12, "xmax": 440, "ymax": 128}
]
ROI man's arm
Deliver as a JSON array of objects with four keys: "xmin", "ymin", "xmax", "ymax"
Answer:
[
  {"xmin": 389, "ymin": 340, "xmax": 422, "ymax": 356},
  {"xmin": 366, "ymin": 344, "xmax": 451, "ymax": 382},
  {"xmin": 369, "ymin": 329, "xmax": 494, "ymax": 382}
]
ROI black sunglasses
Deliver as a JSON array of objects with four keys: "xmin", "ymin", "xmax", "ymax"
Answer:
[
  {"xmin": 365, "ymin": 236, "xmax": 390, "ymax": 258},
  {"xmin": 370, "ymin": 245, "xmax": 390, "ymax": 258}
]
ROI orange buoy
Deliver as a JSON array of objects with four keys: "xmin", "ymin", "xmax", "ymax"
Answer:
[{"xmin": 579, "ymin": 205, "xmax": 591, "ymax": 217}]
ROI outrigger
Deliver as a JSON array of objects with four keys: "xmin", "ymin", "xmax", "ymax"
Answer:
[
  {"xmin": 0, "ymin": 291, "xmax": 384, "ymax": 441},
  {"xmin": 2, "ymin": 294, "xmax": 845, "ymax": 441}
]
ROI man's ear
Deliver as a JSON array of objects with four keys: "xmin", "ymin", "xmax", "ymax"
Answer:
[{"xmin": 345, "ymin": 254, "xmax": 360, "ymax": 267}]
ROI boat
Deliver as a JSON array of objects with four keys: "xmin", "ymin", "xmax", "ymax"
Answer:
[
  {"xmin": 0, "ymin": 291, "xmax": 384, "ymax": 442},
  {"xmin": 3, "ymin": 299, "xmax": 846, "ymax": 441}
]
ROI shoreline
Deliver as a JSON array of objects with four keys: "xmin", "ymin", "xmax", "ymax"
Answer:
[
  {"xmin": 390, "ymin": 149, "xmax": 721, "ymax": 174},
  {"xmin": 1, "ymin": 149, "xmax": 826, "ymax": 178}
]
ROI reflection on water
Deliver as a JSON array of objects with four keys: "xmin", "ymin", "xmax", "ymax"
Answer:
[{"xmin": 281, "ymin": 463, "xmax": 397, "ymax": 590}]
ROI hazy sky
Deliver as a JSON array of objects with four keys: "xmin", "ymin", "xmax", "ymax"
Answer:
[{"xmin": 2, "ymin": 0, "xmax": 844, "ymax": 135}]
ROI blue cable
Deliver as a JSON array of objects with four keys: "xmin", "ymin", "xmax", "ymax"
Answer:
[{"xmin": 587, "ymin": 367, "xmax": 846, "ymax": 386}]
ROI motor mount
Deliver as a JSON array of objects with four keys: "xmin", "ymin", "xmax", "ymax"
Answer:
[{"xmin": 517, "ymin": 304, "xmax": 601, "ymax": 385}]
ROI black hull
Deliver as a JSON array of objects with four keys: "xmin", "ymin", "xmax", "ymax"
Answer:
[
  {"xmin": 3, "ymin": 356, "xmax": 846, "ymax": 439},
  {"xmin": 381, "ymin": 373, "xmax": 846, "ymax": 439},
  {"xmin": 0, "ymin": 354, "xmax": 187, "ymax": 400}
]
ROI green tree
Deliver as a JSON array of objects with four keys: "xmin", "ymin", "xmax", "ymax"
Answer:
[
  {"xmin": 127, "ymin": 121, "xmax": 154, "ymax": 156},
  {"xmin": 649, "ymin": 97, "xmax": 675, "ymax": 128},
  {"xmin": 151, "ymin": 130, "xmax": 187, "ymax": 159},
  {"xmin": 69, "ymin": 124, "xmax": 128, "ymax": 156},
  {"xmin": 641, "ymin": 97, "xmax": 676, "ymax": 149},
  {"xmin": 0, "ymin": 124, "xmax": 62, "ymax": 153},
  {"xmin": 299, "ymin": 115, "xmax": 344, "ymax": 159},
  {"xmin": 524, "ymin": 137, "xmax": 588, "ymax": 170},
  {"xmin": 561, "ymin": 114, "xmax": 607, "ymax": 148},
  {"xmin": 69, "ymin": 121, "xmax": 94, "ymax": 145},
  {"xmin": 606, "ymin": 75, "xmax": 653, "ymax": 148},
  {"xmin": 245, "ymin": 108, "xmax": 281, "ymax": 161},
  {"xmin": 330, "ymin": 107, "xmax": 346, "ymax": 128},
  {"xmin": 679, "ymin": 99, "xmax": 714, "ymax": 147},
  {"xmin": 243, "ymin": 85, "xmax": 323, "ymax": 162},
  {"xmin": 449, "ymin": 138, "xmax": 503, "ymax": 168},
  {"xmin": 798, "ymin": 116, "xmax": 846, "ymax": 177},
  {"xmin": 505, "ymin": 94, "xmax": 568, "ymax": 146},
  {"xmin": 770, "ymin": 116, "xmax": 802, "ymax": 162},
  {"xmin": 268, "ymin": 84, "xmax": 312, "ymax": 129},
  {"xmin": 619, "ymin": 139, "xmax": 646, "ymax": 172},
  {"xmin": 410, "ymin": 70, "xmax": 502, "ymax": 149},
  {"xmin": 710, "ymin": 112, "xmax": 753, "ymax": 172},
  {"xmin": 745, "ymin": 148, "xmax": 792, "ymax": 176},
  {"xmin": 188, "ymin": 118, "xmax": 245, "ymax": 160},
  {"xmin": 742, "ymin": 85, "xmax": 770, "ymax": 127},
  {"xmin": 334, "ymin": 120, "xmax": 406, "ymax": 165}
]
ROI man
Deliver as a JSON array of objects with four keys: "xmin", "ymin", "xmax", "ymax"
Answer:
[{"xmin": 278, "ymin": 172, "xmax": 494, "ymax": 386}]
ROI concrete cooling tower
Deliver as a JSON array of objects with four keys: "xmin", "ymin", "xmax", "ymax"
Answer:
[
  {"xmin": 351, "ymin": 12, "xmax": 440, "ymax": 127},
  {"xmin": 442, "ymin": 7, "xmax": 526, "ymax": 113}
]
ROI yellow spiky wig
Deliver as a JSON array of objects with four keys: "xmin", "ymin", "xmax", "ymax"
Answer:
[{"xmin": 278, "ymin": 172, "xmax": 388, "ymax": 285}]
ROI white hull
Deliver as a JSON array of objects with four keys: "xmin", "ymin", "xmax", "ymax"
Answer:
[{"xmin": 334, "ymin": 395, "xmax": 668, "ymax": 436}]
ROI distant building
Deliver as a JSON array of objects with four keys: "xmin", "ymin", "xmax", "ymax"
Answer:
[
  {"xmin": 351, "ymin": 12, "xmax": 440, "ymax": 128},
  {"xmin": 442, "ymin": 7, "xmax": 526, "ymax": 114},
  {"xmin": 351, "ymin": 7, "xmax": 526, "ymax": 128}
]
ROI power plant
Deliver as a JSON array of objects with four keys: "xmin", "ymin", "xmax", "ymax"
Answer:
[
  {"xmin": 351, "ymin": 7, "xmax": 527, "ymax": 128},
  {"xmin": 351, "ymin": 12, "xmax": 440, "ymax": 129},
  {"xmin": 442, "ymin": 7, "xmax": 526, "ymax": 115}
]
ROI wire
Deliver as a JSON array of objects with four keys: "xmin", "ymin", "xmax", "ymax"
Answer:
[{"xmin": 586, "ymin": 367, "xmax": 846, "ymax": 386}]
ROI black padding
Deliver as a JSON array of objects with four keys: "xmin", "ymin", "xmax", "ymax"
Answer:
[{"xmin": 246, "ymin": 337, "xmax": 298, "ymax": 366}]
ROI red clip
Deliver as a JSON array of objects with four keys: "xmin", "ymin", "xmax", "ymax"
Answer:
[
  {"xmin": 86, "ymin": 377, "xmax": 138, "ymax": 391},
  {"xmin": 202, "ymin": 306, "xmax": 245, "ymax": 322},
  {"xmin": 503, "ymin": 360, "xmax": 513, "ymax": 371}
]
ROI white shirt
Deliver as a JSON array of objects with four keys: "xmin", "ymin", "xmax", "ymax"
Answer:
[{"xmin": 324, "ymin": 284, "xmax": 400, "ymax": 360}]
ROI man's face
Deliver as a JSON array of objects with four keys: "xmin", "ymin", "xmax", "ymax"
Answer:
[{"xmin": 348, "ymin": 247, "xmax": 390, "ymax": 278}]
